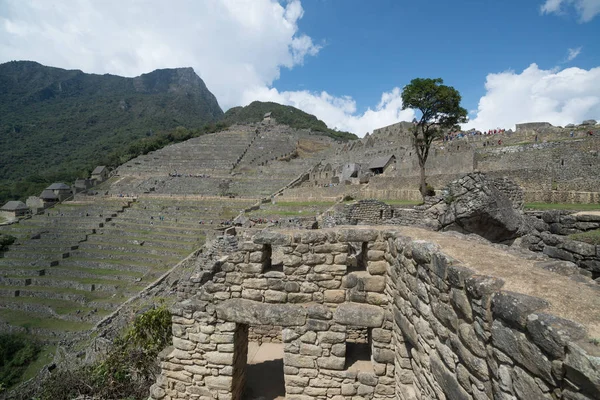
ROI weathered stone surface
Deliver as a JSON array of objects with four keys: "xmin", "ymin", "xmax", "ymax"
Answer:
[
  {"xmin": 492, "ymin": 291, "xmax": 549, "ymax": 329},
  {"xmin": 215, "ymin": 299, "xmax": 306, "ymax": 326},
  {"xmin": 561, "ymin": 240, "xmax": 596, "ymax": 257},
  {"xmin": 543, "ymin": 246, "xmax": 575, "ymax": 262},
  {"xmin": 465, "ymin": 275, "xmax": 505, "ymax": 299},
  {"xmin": 526, "ymin": 313, "xmax": 586, "ymax": 359},
  {"xmin": 333, "ymin": 302, "xmax": 384, "ymax": 327},
  {"xmin": 431, "ymin": 355, "xmax": 470, "ymax": 400},
  {"xmin": 512, "ymin": 366, "xmax": 551, "ymax": 400},
  {"xmin": 439, "ymin": 172, "xmax": 525, "ymax": 242},
  {"xmin": 564, "ymin": 343, "xmax": 600, "ymax": 398},
  {"xmin": 491, "ymin": 320, "xmax": 554, "ymax": 384}
]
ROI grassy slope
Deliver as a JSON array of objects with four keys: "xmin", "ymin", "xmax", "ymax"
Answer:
[{"xmin": 224, "ymin": 101, "xmax": 358, "ymax": 141}]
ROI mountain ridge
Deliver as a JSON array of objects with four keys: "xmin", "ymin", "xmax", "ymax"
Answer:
[{"xmin": 0, "ymin": 61, "xmax": 224, "ymax": 203}]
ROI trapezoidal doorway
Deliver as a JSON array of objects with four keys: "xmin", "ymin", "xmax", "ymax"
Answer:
[{"xmin": 241, "ymin": 325, "xmax": 285, "ymax": 400}]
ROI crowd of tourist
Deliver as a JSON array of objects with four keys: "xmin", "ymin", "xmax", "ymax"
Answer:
[{"xmin": 443, "ymin": 128, "xmax": 507, "ymax": 142}]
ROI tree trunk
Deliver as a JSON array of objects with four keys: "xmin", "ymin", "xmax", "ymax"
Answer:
[{"xmin": 419, "ymin": 162, "xmax": 426, "ymax": 198}]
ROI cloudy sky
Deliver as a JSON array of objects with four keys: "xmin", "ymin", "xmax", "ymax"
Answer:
[{"xmin": 1, "ymin": 0, "xmax": 599, "ymax": 136}]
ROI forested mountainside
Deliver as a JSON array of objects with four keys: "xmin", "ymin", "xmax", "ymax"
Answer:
[{"xmin": 0, "ymin": 61, "xmax": 223, "ymax": 203}]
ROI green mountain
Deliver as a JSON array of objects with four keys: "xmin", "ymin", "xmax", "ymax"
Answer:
[
  {"xmin": 224, "ymin": 101, "xmax": 358, "ymax": 141},
  {"xmin": 0, "ymin": 61, "xmax": 223, "ymax": 203}
]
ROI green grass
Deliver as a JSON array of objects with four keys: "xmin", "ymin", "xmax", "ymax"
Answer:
[
  {"xmin": 0, "ymin": 309, "xmax": 93, "ymax": 331},
  {"xmin": 525, "ymin": 203, "xmax": 600, "ymax": 211},
  {"xmin": 569, "ymin": 229, "xmax": 600, "ymax": 245},
  {"xmin": 384, "ymin": 199, "xmax": 423, "ymax": 206},
  {"xmin": 0, "ymin": 216, "xmax": 6, "ymax": 223},
  {"xmin": 273, "ymin": 201, "xmax": 336, "ymax": 207},
  {"xmin": 20, "ymin": 344, "xmax": 56, "ymax": 383},
  {"xmin": 0, "ymin": 296, "xmax": 111, "ymax": 315},
  {"xmin": 53, "ymin": 265, "xmax": 142, "ymax": 278}
]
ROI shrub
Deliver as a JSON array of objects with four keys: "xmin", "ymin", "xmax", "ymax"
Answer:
[
  {"xmin": 38, "ymin": 304, "xmax": 172, "ymax": 400},
  {"xmin": 0, "ymin": 234, "xmax": 16, "ymax": 251},
  {"xmin": 425, "ymin": 183, "xmax": 436, "ymax": 197},
  {"xmin": 0, "ymin": 334, "xmax": 41, "ymax": 391}
]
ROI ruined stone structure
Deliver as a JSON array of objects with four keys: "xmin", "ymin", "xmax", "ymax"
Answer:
[
  {"xmin": 523, "ymin": 210, "xmax": 600, "ymax": 279},
  {"xmin": 286, "ymin": 122, "xmax": 600, "ymax": 204},
  {"xmin": 150, "ymin": 227, "xmax": 600, "ymax": 400}
]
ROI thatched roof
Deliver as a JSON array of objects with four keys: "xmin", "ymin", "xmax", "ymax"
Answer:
[
  {"xmin": 1, "ymin": 201, "xmax": 28, "ymax": 211},
  {"xmin": 92, "ymin": 166, "xmax": 107, "ymax": 174},
  {"xmin": 47, "ymin": 182, "xmax": 70, "ymax": 190},
  {"xmin": 368, "ymin": 155, "xmax": 396, "ymax": 170},
  {"xmin": 40, "ymin": 189, "xmax": 59, "ymax": 199}
]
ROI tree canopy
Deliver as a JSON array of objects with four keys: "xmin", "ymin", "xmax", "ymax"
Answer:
[{"xmin": 401, "ymin": 78, "xmax": 468, "ymax": 196}]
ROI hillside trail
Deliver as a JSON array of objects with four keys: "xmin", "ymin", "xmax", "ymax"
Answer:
[{"xmin": 390, "ymin": 226, "xmax": 600, "ymax": 339}]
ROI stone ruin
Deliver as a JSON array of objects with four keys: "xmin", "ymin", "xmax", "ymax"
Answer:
[
  {"xmin": 149, "ymin": 227, "xmax": 600, "ymax": 400},
  {"xmin": 328, "ymin": 173, "xmax": 527, "ymax": 243}
]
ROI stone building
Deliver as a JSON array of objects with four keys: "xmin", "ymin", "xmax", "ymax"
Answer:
[
  {"xmin": 0, "ymin": 201, "xmax": 30, "ymax": 219},
  {"xmin": 45, "ymin": 182, "xmax": 72, "ymax": 201},
  {"xmin": 368, "ymin": 155, "xmax": 396, "ymax": 175},
  {"xmin": 91, "ymin": 166, "xmax": 108, "ymax": 183},
  {"xmin": 150, "ymin": 227, "xmax": 600, "ymax": 400},
  {"xmin": 39, "ymin": 189, "xmax": 59, "ymax": 205}
]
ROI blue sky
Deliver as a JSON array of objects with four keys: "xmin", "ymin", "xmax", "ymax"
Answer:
[
  {"xmin": 1, "ymin": 0, "xmax": 599, "ymax": 135},
  {"xmin": 285, "ymin": 0, "xmax": 600, "ymax": 114}
]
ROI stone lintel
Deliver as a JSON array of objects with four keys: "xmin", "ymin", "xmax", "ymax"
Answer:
[
  {"xmin": 333, "ymin": 302, "xmax": 384, "ymax": 328},
  {"xmin": 215, "ymin": 299, "xmax": 307, "ymax": 326}
]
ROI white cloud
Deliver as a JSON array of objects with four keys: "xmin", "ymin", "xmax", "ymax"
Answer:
[
  {"xmin": 466, "ymin": 63, "xmax": 600, "ymax": 130},
  {"xmin": 540, "ymin": 0, "xmax": 600, "ymax": 22},
  {"xmin": 0, "ymin": 0, "xmax": 321, "ymax": 110},
  {"xmin": 241, "ymin": 86, "xmax": 416, "ymax": 137},
  {"xmin": 566, "ymin": 46, "xmax": 582, "ymax": 61}
]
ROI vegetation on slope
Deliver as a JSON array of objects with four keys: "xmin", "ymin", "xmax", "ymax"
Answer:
[
  {"xmin": 0, "ymin": 334, "xmax": 41, "ymax": 392},
  {"xmin": 569, "ymin": 229, "xmax": 600, "ymax": 245},
  {"xmin": 36, "ymin": 304, "xmax": 171, "ymax": 400},
  {"xmin": 0, "ymin": 63, "xmax": 357, "ymax": 204},
  {"xmin": 0, "ymin": 61, "xmax": 223, "ymax": 204},
  {"xmin": 224, "ymin": 101, "xmax": 358, "ymax": 141}
]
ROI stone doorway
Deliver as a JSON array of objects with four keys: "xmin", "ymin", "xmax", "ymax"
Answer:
[{"xmin": 244, "ymin": 341, "xmax": 285, "ymax": 400}]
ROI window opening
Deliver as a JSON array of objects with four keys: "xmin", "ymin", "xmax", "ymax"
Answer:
[
  {"xmin": 262, "ymin": 244, "xmax": 283, "ymax": 273},
  {"xmin": 345, "ymin": 328, "xmax": 373, "ymax": 373},
  {"xmin": 347, "ymin": 242, "xmax": 368, "ymax": 273}
]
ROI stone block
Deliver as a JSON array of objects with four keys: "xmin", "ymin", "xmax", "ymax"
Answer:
[
  {"xmin": 205, "ymin": 376, "xmax": 232, "ymax": 390},
  {"xmin": 284, "ymin": 353, "xmax": 316, "ymax": 368},
  {"xmin": 465, "ymin": 275, "xmax": 505, "ymax": 299},
  {"xmin": 512, "ymin": 366, "xmax": 551, "ymax": 400},
  {"xmin": 491, "ymin": 291, "xmax": 549, "ymax": 329},
  {"xmin": 451, "ymin": 288, "xmax": 473, "ymax": 322},
  {"xmin": 491, "ymin": 320, "xmax": 554, "ymax": 384},
  {"xmin": 324, "ymin": 290, "xmax": 345, "ymax": 303},
  {"xmin": 336, "ymin": 228, "xmax": 379, "ymax": 243},
  {"xmin": 317, "ymin": 355, "xmax": 345, "ymax": 370},
  {"xmin": 215, "ymin": 299, "xmax": 307, "ymax": 326},
  {"xmin": 561, "ymin": 240, "xmax": 597, "ymax": 257},
  {"xmin": 333, "ymin": 302, "xmax": 384, "ymax": 327},
  {"xmin": 564, "ymin": 342, "xmax": 600, "ymax": 398},
  {"xmin": 204, "ymin": 352, "xmax": 233, "ymax": 365},
  {"xmin": 430, "ymin": 355, "xmax": 470, "ymax": 400},
  {"xmin": 543, "ymin": 246, "xmax": 575, "ymax": 262},
  {"xmin": 373, "ymin": 347, "xmax": 394, "ymax": 364},
  {"xmin": 367, "ymin": 260, "xmax": 388, "ymax": 275},
  {"xmin": 361, "ymin": 275, "xmax": 386, "ymax": 292},
  {"xmin": 447, "ymin": 264, "xmax": 474, "ymax": 289},
  {"xmin": 305, "ymin": 303, "xmax": 332, "ymax": 320},
  {"xmin": 317, "ymin": 331, "xmax": 346, "ymax": 344}
]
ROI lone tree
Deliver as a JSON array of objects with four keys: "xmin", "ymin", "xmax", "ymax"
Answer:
[{"xmin": 401, "ymin": 78, "xmax": 467, "ymax": 197}]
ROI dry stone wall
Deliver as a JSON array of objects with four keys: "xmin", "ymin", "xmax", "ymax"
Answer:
[
  {"xmin": 522, "ymin": 210, "xmax": 600, "ymax": 278},
  {"xmin": 150, "ymin": 227, "xmax": 600, "ymax": 400}
]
